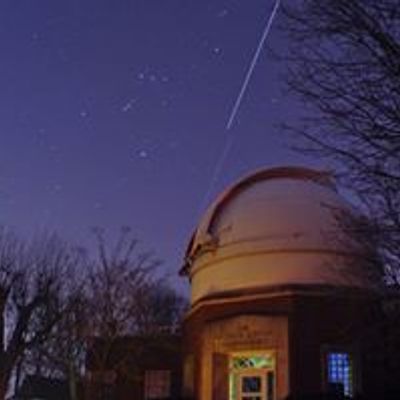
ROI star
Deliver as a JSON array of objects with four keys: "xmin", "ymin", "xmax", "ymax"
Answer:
[
  {"xmin": 138, "ymin": 150, "xmax": 149, "ymax": 159},
  {"xmin": 121, "ymin": 99, "xmax": 137, "ymax": 113},
  {"xmin": 122, "ymin": 103, "xmax": 132, "ymax": 112},
  {"xmin": 213, "ymin": 47, "xmax": 222, "ymax": 55},
  {"xmin": 217, "ymin": 9, "xmax": 229, "ymax": 18}
]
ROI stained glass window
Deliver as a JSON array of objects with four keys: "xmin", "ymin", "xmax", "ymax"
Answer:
[
  {"xmin": 231, "ymin": 354, "xmax": 275, "ymax": 370},
  {"xmin": 327, "ymin": 352, "xmax": 353, "ymax": 397}
]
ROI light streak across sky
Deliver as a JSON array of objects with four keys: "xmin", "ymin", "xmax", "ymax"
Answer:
[
  {"xmin": 226, "ymin": 0, "xmax": 281, "ymax": 131},
  {"xmin": 200, "ymin": 0, "xmax": 281, "ymax": 213}
]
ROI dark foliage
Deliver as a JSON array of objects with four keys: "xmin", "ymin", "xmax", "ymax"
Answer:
[{"xmin": 280, "ymin": 0, "xmax": 400, "ymax": 286}]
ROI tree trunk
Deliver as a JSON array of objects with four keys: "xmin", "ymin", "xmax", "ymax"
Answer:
[
  {"xmin": 0, "ymin": 377, "xmax": 8, "ymax": 400},
  {"xmin": 14, "ymin": 359, "xmax": 23, "ymax": 398},
  {"xmin": 0, "ymin": 356, "xmax": 10, "ymax": 400},
  {"xmin": 68, "ymin": 361, "xmax": 79, "ymax": 400}
]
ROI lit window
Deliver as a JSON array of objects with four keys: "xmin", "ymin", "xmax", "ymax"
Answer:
[
  {"xmin": 327, "ymin": 352, "xmax": 353, "ymax": 397},
  {"xmin": 231, "ymin": 354, "xmax": 275, "ymax": 370},
  {"xmin": 144, "ymin": 370, "xmax": 171, "ymax": 399},
  {"xmin": 229, "ymin": 353, "xmax": 276, "ymax": 400}
]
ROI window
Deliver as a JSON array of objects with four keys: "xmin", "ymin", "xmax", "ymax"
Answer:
[
  {"xmin": 326, "ymin": 352, "xmax": 353, "ymax": 397},
  {"xmin": 231, "ymin": 354, "xmax": 275, "ymax": 370},
  {"xmin": 144, "ymin": 370, "xmax": 171, "ymax": 399},
  {"xmin": 229, "ymin": 352, "xmax": 276, "ymax": 400},
  {"xmin": 240, "ymin": 374, "xmax": 264, "ymax": 400}
]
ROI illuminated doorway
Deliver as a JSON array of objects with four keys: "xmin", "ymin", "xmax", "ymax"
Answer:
[{"xmin": 229, "ymin": 352, "xmax": 275, "ymax": 400}]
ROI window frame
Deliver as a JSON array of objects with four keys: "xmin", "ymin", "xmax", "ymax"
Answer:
[{"xmin": 321, "ymin": 345, "xmax": 359, "ymax": 397}]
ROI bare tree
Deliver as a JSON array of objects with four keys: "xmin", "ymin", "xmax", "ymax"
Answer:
[
  {"xmin": 82, "ymin": 228, "xmax": 186, "ymax": 397},
  {"xmin": 279, "ymin": 3, "xmax": 400, "ymax": 394},
  {"xmin": 133, "ymin": 280, "xmax": 187, "ymax": 336},
  {"xmin": 22, "ymin": 227, "xmax": 157, "ymax": 397},
  {"xmin": 0, "ymin": 228, "xmax": 85, "ymax": 400},
  {"xmin": 19, "ymin": 228, "xmax": 186, "ymax": 400},
  {"xmin": 23, "ymin": 288, "xmax": 89, "ymax": 400},
  {"xmin": 280, "ymin": 0, "xmax": 400, "ymax": 285}
]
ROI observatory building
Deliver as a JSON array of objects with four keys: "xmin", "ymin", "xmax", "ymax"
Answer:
[{"xmin": 180, "ymin": 166, "xmax": 377, "ymax": 400}]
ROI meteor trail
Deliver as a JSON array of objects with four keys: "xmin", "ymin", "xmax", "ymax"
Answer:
[
  {"xmin": 226, "ymin": 0, "xmax": 281, "ymax": 131},
  {"xmin": 199, "ymin": 0, "xmax": 281, "ymax": 214},
  {"xmin": 199, "ymin": 131, "xmax": 235, "ymax": 214}
]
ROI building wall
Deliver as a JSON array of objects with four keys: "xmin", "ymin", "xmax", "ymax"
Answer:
[
  {"xmin": 183, "ymin": 285, "xmax": 377, "ymax": 400},
  {"xmin": 85, "ymin": 335, "xmax": 182, "ymax": 400},
  {"xmin": 190, "ymin": 250, "xmax": 363, "ymax": 304},
  {"xmin": 287, "ymin": 292, "xmax": 370, "ymax": 396},
  {"xmin": 201, "ymin": 315, "xmax": 289, "ymax": 400},
  {"xmin": 183, "ymin": 288, "xmax": 293, "ymax": 400}
]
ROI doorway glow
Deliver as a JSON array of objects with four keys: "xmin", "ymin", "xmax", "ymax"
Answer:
[{"xmin": 229, "ymin": 352, "xmax": 275, "ymax": 400}]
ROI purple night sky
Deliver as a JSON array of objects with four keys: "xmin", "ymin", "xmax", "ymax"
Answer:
[{"xmin": 0, "ymin": 0, "xmax": 325, "ymax": 290}]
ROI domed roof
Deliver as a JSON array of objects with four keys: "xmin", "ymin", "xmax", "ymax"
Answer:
[{"xmin": 182, "ymin": 166, "xmax": 371, "ymax": 304}]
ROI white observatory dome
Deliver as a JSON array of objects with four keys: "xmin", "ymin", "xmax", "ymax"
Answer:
[{"xmin": 181, "ymin": 166, "xmax": 371, "ymax": 304}]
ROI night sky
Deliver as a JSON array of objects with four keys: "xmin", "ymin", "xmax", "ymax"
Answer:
[{"xmin": 0, "ymin": 0, "xmax": 324, "ymax": 290}]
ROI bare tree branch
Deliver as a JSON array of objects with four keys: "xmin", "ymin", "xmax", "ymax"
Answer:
[{"xmin": 280, "ymin": 0, "xmax": 400, "ymax": 286}]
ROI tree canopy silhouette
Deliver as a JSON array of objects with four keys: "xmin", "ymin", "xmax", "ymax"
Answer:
[{"xmin": 281, "ymin": 0, "xmax": 400, "ymax": 286}]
